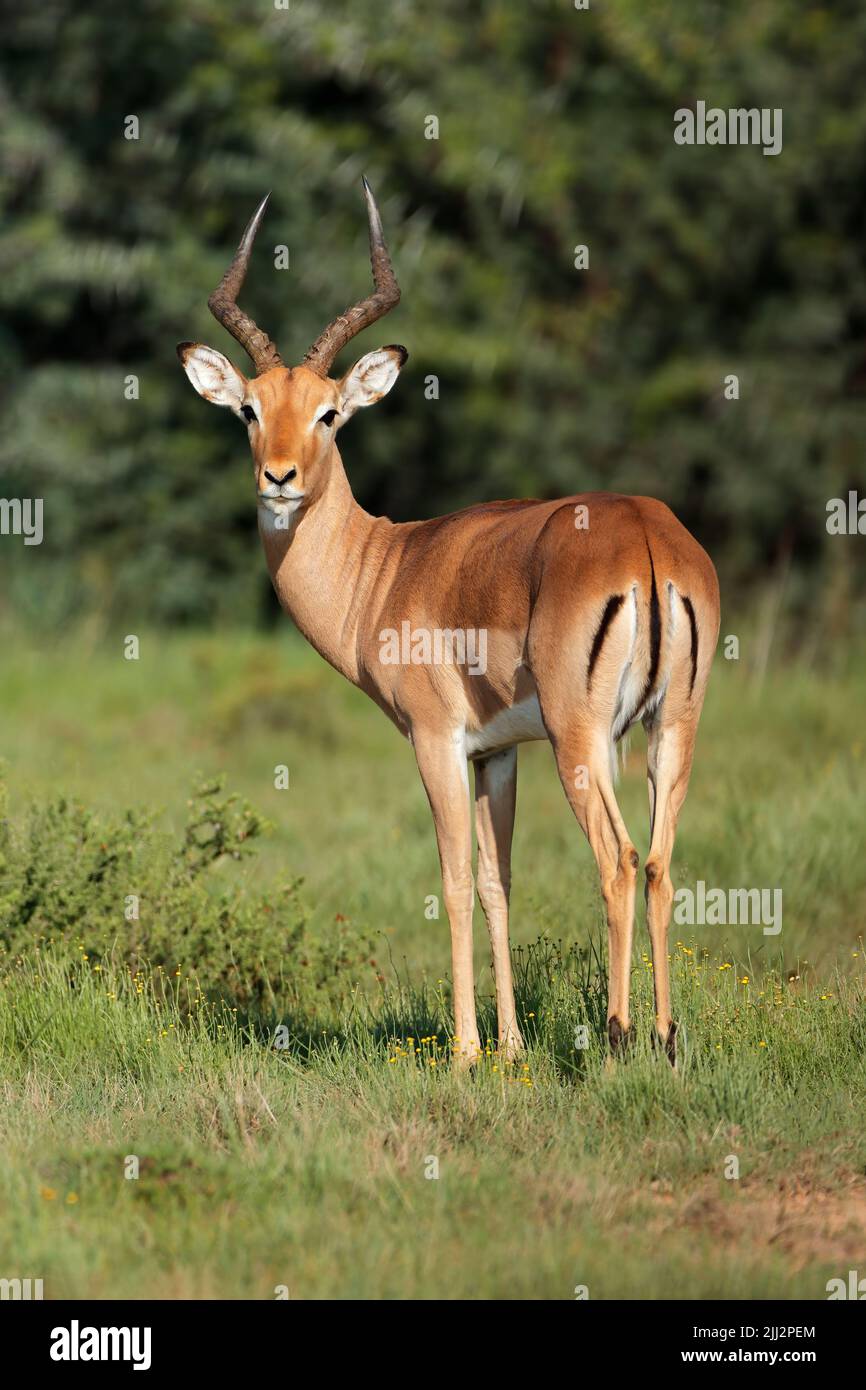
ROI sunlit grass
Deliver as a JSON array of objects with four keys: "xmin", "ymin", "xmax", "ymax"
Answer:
[
  {"xmin": 0, "ymin": 626, "xmax": 865, "ymax": 1297},
  {"xmin": 1, "ymin": 934, "xmax": 864, "ymax": 1299}
]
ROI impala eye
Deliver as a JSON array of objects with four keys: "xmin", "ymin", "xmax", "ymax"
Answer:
[
  {"xmin": 318, "ymin": 409, "xmax": 338, "ymax": 427},
  {"xmin": 241, "ymin": 404, "xmax": 257, "ymax": 424}
]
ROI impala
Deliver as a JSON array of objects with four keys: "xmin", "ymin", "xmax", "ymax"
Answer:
[{"xmin": 178, "ymin": 180, "xmax": 720, "ymax": 1067}]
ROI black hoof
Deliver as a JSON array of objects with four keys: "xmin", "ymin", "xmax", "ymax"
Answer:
[
  {"xmin": 607, "ymin": 1015, "xmax": 634, "ymax": 1055},
  {"xmin": 652, "ymin": 1021, "xmax": 678, "ymax": 1068}
]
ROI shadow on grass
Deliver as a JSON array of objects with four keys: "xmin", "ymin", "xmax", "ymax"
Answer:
[{"xmin": 196, "ymin": 931, "xmax": 613, "ymax": 1084}]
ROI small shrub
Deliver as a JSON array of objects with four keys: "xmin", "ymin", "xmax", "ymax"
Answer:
[{"xmin": 0, "ymin": 771, "xmax": 375, "ymax": 1011}]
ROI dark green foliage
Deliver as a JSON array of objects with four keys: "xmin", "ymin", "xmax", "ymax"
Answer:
[{"xmin": 1, "ymin": 1, "xmax": 865, "ymax": 630}]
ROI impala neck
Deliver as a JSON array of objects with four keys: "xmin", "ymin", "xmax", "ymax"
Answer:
[{"xmin": 258, "ymin": 446, "xmax": 391, "ymax": 685}]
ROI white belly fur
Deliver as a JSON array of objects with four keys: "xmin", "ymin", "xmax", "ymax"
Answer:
[{"xmin": 464, "ymin": 695, "xmax": 547, "ymax": 758}]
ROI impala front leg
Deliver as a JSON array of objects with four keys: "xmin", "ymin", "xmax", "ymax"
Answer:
[
  {"xmin": 474, "ymin": 748, "xmax": 523, "ymax": 1060},
  {"xmin": 413, "ymin": 729, "xmax": 481, "ymax": 1068}
]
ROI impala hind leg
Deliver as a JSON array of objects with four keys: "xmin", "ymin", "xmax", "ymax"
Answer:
[
  {"xmin": 474, "ymin": 748, "xmax": 523, "ymax": 1060},
  {"xmin": 549, "ymin": 731, "xmax": 639, "ymax": 1054},
  {"xmin": 644, "ymin": 711, "xmax": 700, "ymax": 1067},
  {"xmin": 413, "ymin": 730, "xmax": 481, "ymax": 1067}
]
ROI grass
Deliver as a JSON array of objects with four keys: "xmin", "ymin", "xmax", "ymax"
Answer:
[{"xmin": 0, "ymin": 625, "xmax": 865, "ymax": 1299}]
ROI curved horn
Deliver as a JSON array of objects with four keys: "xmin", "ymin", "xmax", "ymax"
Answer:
[
  {"xmin": 207, "ymin": 193, "xmax": 283, "ymax": 375},
  {"xmin": 303, "ymin": 177, "xmax": 401, "ymax": 377}
]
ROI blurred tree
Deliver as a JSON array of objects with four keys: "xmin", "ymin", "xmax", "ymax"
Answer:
[{"xmin": 1, "ymin": 0, "xmax": 865, "ymax": 634}]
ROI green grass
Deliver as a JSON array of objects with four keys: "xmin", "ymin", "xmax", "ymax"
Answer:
[{"xmin": 0, "ymin": 627, "xmax": 865, "ymax": 1299}]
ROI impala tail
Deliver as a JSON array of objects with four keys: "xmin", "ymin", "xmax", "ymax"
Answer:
[{"xmin": 588, "ymin": 542, "xmax": 701, "ymax": 755}]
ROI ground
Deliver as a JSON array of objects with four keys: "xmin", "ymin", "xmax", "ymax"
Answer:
[{"xmin": 0, "ymin": 626, "xmax": 864, "ymax": 1299}]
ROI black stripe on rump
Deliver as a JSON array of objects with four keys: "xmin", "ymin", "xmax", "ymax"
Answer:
[
  {"xmin": 680, "ymin": 593, "xmax": 698, "ymax": 695},
  {"xmin": 635, "ymin": 548, "xmax": 661, "ymax": 712},
  {"xmin": 587, "ymin": 594, "xmax": 624, "ymax": 688}
]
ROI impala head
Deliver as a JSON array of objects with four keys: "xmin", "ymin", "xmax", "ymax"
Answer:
[{"xmin": 178, "ymin": 178, "xmax": 406, "ymax": 520}]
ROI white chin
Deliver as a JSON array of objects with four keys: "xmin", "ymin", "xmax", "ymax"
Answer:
[{"xmin": 260, "ymin": 496, "xmax": 302, "ymax": 518}]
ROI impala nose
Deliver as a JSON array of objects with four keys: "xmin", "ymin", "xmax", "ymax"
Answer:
[{"xmin": 264, "ymin": 467, "xmax": 297, "ymax": 487}]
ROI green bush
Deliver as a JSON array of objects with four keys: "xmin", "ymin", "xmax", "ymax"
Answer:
[{"xmin": 0, "ymin": 770, "xmax": 376, "ymax": 1011}]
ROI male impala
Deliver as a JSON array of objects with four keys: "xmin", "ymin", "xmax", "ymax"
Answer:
[{"xmin": 178, "ymin": 180, "xmax": 720, "ymax": 1067}]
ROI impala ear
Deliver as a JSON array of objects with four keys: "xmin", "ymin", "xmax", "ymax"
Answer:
[
  {"xmin": 339, "ymin": 345, "xmax": 407, "ymax": 418},
  {"xmin": 177, "ymin": 342, "xmax": 247, "ymax": 411}
]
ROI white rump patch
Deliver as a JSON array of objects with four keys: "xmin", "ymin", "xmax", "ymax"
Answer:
[{"xmin": 610, "ymin": 585, "xmax": 641, "ymax": 743}]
